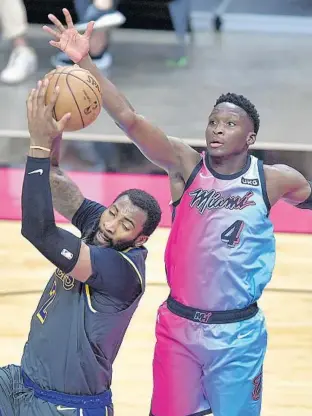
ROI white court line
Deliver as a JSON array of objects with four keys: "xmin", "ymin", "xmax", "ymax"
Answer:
[{"xmin": 1, "ymin": 129, "xmax": 312, "ymax": 152}]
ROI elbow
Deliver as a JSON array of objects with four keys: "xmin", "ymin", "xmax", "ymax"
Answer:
[
  {"xmin": 21, "ymin": 222, "xmax": 56, "ymax": 249},
  {"xmin": 21, "ymin": 224, "xmax": 40, "ymax": 247},
  {"xmin": 116, "ymin": 110, "xmax": 137, "ymax": 132}
]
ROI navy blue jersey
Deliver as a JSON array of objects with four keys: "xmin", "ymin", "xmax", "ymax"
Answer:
[{"xmin": 21, "ymin": 199, "xmax": 147, "ymax": 395}]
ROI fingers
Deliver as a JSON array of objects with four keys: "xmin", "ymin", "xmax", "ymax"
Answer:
[
  {"xmin": 49, "ymin": 40, "xmax": 61, "ymax": 49},
  {"xmin": 42, "ymin": 25, "xmax": 61, "ymax": 40},
  {"xmin": 63, "ymin": 8, "xmax": 74, "ymax": 29},
  {"xmin": 48, "ymin": 13, "xmax": 66, "ymax": 33},
  {"xmin": 46, "ymin": 84, "xmax": 60, "ymax": 113},
  {"xmin": 26, "ymin": 89, "xmax": 35, "ymax": 121},
  {"xmin": 37, "ymin": 78, "xmax": 49, "ymax": 109},
  {"xmin": 57, "ymin": 112, "xmax": 71, "ymax": 131},
  {"xmin": 32, "ymin": 81, "xmax": 41, "ymax": 116},
  {"xmin": 84, "ymin": 21, "xmax": 95, "ymax": 39}
]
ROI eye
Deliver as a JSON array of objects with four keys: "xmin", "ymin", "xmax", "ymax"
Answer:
[
  {"xmin": 109, "ymin": 210, "xmax": 116, "ymax": 217},
  {"xmin": 122, "ymin": 223, "xmax": 130, "ymax": 231},
  {"xmin": 208, "ymin": 120, "xmax": 216, "ymax": 126},
  {"xmin": 228, "ymin": 121, "xmax": 236, "ymax": 127}
]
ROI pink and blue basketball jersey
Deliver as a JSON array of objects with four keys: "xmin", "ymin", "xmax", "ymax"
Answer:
[
  {"xmin": 165, "ymin": 153, "xmax": 276, "ymax": 311},
  {"xmin": 151, "ymin": 153, "xmax": 275, "ymax": 416}
]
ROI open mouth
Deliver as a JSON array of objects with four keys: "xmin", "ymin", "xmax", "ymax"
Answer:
[
  {"xmin": 96, "ymin": 230, "xmax": 111, "ymax": 245},
  {"xmin": 210, "ymin": 141, "xmax": 224, "ymax": 148}
]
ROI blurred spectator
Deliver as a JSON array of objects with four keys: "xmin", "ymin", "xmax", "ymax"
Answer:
[
  {"xmin": 167, "ymin": 0, "xmax": 191, "ymax": 67},
  {"xmin": 0, "ymin": 0, "xmax": 37, "ymax": 84},
  {"xmin": 52, "ymin": 0, "xmax": 125, "ymax": 72}
]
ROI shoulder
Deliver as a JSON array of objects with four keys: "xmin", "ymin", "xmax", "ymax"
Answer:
[
  {"xmin": 90, "ymin": 246, "xmax": 146, "ymax": 278},
  {"xmin": 263, "ymin": 163, "xmax": 306, "ymax": 185},
  {"xmin": 117, "ymin": 247, "xmax": 147, "ymax": 278},
  {"xmin": 72, "ymin": 199, "xmax": 106, "ymax": 234}
]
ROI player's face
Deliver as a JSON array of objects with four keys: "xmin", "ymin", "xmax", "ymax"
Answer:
[
  {"xmin": 92, "ymin": 196, "xmax": 148, "ymax": 251},
  {"xmin": 205, "ymin": 102, "xmax": 256, "ymax": 158}
]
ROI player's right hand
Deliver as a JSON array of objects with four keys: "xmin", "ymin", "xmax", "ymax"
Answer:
[{"xmin": 42, "ymin": 8, "xmax": 94, "ymax": 64}]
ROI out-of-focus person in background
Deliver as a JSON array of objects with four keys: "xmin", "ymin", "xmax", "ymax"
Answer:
[
  {"xmin": 52, "ymin": 0, "xmax": 125, "ymax": 72},
  {"xmin": 167, "ymin": 0, "xmax": 191, "ymax": 67},
  {"xmin": 0, "ymin": 0, "xmax": 37, "ymax": 84}
]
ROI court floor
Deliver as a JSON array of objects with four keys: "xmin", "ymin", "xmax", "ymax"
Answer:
[{"xmin": 0, "ymin": 220, "xmax": 312, "ymax": 415}]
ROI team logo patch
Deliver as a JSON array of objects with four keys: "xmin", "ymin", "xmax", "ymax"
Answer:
[
  {"xmin": 252, "ymin": 369, "xmax": 263, "ymax": 401},
  {"xmin": 61, "ymin": 248, "xmax": 73, "ymax": 260},
  {"xmin": 241, "ymin": 177, "xmax": 259, "ymax": 186},
  {"xmin": 194, "ymin": 311, "xmax": 212, "ymax": 323}
]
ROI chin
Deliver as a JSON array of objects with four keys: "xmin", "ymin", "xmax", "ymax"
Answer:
[{"xmin": 207, "ymin": 147, "xmax": 228, "ymax": 158}]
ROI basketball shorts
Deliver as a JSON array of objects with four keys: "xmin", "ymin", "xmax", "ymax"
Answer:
[
  {"xmin": 0, "ymin": 365, "xmax": 113, "ymax": 416},
  {"xmin": 150, "ymin": 297, "xmax": 267, "ymax": 416}
]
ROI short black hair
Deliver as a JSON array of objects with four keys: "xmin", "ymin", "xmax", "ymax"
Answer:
[
  {"xmin": 114, "ymin": 189, "xmax": 162, "ymax": 236},
  {"xmin": 215, "ymin": 93, "xmax": 260, "ymax": 134}
]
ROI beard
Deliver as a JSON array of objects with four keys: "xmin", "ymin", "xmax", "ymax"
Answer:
[{"xmin": 83, "ymin": 221, "xmax": 138, "ymax": 251}]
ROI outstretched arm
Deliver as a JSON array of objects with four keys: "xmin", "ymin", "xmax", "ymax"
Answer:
[
  {"xmin": 43, "ymin": 8, "xmax": 199, "ymax": 175},
  {"xmin": 265, "ymin": 164, "xmax": 312, "ymax": 208},
  {"xmin": 22, "ymin": 79, "xmax": 96, "ymax": 282}
]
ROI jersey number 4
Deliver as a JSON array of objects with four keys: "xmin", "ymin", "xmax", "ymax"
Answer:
[{"xmin": 221, "ymin": 220, "xmax": 245, "ymax": 248}]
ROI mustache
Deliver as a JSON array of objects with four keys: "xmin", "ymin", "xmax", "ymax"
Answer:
[{"xmin": 82, "ymin": 220, "xmax": 138, "ymax": 251}]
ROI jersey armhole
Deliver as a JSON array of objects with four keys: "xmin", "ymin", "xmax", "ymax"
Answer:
[
  {"xmin": 257, "ymin": 159, "xmax": 271, "ymax": 215},
  {"xmin": 172, "ymin": 159, "xmax": 203, "ymax": 207}
]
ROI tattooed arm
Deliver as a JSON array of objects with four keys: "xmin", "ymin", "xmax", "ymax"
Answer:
[{"xmin": 49, "ymin": 135, "xmax": 84, "ymax": 221}]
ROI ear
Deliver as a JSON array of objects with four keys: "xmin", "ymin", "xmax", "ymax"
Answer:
[
  {"xmin": 246, "ymin": 132, "xmax": 256, "ymax": 146},
  {"xmin": 134, "ymin": 235, "xmax": 148, "ymax": 247}
]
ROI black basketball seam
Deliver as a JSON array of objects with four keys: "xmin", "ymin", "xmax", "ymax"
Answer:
[
  {"xmin": 50, "ymin": 70, "xmax": 101, "ymax": 106},
  {"xmin": 65, "ymin": 74, "xmax": 85, "ymax": 128},
  {"xmin": 66, "ymin": 72, "xmax": 101, "ymax": 109}
]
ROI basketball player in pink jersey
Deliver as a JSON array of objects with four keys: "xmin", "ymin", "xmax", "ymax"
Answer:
[{"xmin": 44, "ymin": 9, "xmax": 312, "ymax": 415}]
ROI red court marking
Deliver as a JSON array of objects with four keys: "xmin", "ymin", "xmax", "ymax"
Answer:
[{"xmin": 0, "ymin": 167, "xmax": 312, "ymax": 233}]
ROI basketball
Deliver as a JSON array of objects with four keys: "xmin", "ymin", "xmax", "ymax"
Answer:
[{"xmin": 44, "ymin": 66, "xmax": 102, "ymax": 132}]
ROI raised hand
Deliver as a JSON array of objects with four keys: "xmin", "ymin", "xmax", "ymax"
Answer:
[
  {"xmin": 42, "ymin": 8, "xmax": 94, "ymax": 63},
  {"xmin": 27, "ymin": 78, "xmax": 71, "ymax": 149}
]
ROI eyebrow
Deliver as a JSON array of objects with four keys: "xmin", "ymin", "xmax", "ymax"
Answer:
[{"xmin": 113, "ymin": 205, "xmax": 136, "ymax": 228}]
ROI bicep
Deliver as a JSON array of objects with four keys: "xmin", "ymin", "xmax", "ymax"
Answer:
[
  {"xmin": 69, "ymin": 242, "xmax": 93, "ymax": 282},
  {"xmin": 121, "ymin": 114, "xmax": 197, "ymax": 173},
  {"xmin": 70, "ymin": 245, "xmax": 142, "ymax": 300}
]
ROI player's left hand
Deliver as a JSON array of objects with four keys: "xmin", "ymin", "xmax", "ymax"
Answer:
[{"xmin": 26, "ymin": 78, "xmax": 71, "ymax": 149}]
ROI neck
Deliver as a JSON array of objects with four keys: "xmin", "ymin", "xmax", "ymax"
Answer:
[{"xmin": 207, "ymin": 152, "xmax": 249, "ymax": 175}]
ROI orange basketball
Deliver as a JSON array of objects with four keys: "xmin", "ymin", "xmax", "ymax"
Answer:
[{"xmin": 44, "ymin": 66, "xmax": 102, "ymax": 132}]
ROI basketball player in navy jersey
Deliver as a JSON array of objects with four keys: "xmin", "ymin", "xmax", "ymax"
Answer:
[
  {"xmin": 0, "ymin": 79, "xmax": 161, "ymax": 415},
  {"xmin": 44, "ymin": 8, "xmax": 312, "ymax": 416}
]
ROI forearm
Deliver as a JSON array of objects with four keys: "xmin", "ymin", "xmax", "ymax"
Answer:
[
  {"xmin": 48, "ymin": 134, "xmax": 84, "ymax": 219},
  {"xmin": 50, "ymin": 167, "xmax": 84, "ymax": 221},
  {"xmin": 22, "ymin": 156, "xmax": 81, "ymax": 273},
  {"xmin": 79, "ymin": 55, "xmax": 135, "ymax": 128}
]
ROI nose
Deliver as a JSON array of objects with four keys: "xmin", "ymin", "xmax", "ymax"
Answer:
[
  {"xmin": 104, "ymin": 220, "xmax": 117, "ymax": 234},
  {"xmin": 213, "ymin": 123, "xmax": 224, "ymax": 135}
]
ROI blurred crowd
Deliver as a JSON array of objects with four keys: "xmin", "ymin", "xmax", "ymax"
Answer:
[
  {"xmin": 0, "ymin": 0, "xmax": 193, "ymax": 172},
  {"xmin": 0, "ymin": 0, "xmax": 192, "ymax": 84}
]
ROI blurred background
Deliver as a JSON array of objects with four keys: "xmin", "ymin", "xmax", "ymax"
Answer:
[{"xmin": 0, "ymin": 1, "xmax": 312, "ymax": 415}]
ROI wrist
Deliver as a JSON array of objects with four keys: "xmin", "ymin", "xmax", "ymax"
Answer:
[
  {"xmin": 29, "ymin": 145, "xmax": 51, "ymax": 159},
  {"xmin": 78, "ymin": 54, "xmax": 93, "ymax": 68}
]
